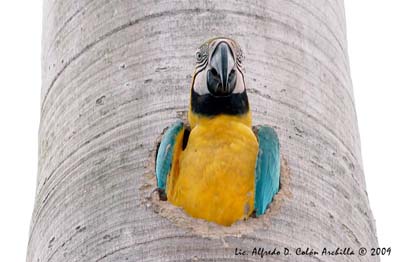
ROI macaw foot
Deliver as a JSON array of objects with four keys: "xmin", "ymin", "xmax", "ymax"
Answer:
[{"xmin": 157, "ymin": 188, "xmax": 168, "ymax": 201}]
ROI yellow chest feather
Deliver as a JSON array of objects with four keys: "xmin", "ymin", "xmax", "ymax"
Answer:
[{"xmin": 167, "ymin": 115, "xmax": 258, "ymax": 226}]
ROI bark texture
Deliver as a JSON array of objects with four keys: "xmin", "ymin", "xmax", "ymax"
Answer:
[{"xmin": 28, "ymin": 0, "xmax": 379, "ymax": 261}]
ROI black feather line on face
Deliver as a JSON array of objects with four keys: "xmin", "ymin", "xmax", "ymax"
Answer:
[{"xmin": 191, "ymin": 88, "xmax": 249, "ymax": 116}]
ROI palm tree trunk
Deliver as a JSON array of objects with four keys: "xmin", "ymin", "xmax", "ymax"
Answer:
[{"xmin": 28, "ymin": 1, "xmax": 378, "ymax": 261}]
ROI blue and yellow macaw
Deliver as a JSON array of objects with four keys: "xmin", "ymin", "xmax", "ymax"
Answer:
[{"xmin": 156, "ymin": 37, "xmax": 280, "ymax": 226}]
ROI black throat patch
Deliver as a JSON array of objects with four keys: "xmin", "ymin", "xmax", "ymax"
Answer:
[{"xmin": 191, "ymin": 89, "xmax": 249, "ymax": 116}]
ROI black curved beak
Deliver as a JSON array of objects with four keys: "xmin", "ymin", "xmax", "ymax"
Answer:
[{"xmin": 207, "ymin": 42, "xmax": 237, "ymax": 96}]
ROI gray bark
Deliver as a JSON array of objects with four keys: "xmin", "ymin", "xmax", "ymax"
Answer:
[{"xmin": 28, "ymin": 0, "xmax": 379, "ymax": 261}]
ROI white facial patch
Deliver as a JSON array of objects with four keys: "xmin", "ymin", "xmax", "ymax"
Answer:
[{"xmin": 192, "ymin": 38, "xmax": 246, "ymax": 95}]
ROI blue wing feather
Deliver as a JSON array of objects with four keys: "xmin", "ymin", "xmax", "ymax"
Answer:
[
  {"xmin": 155, "ymin": 121, "xmax": 184, "ymax": 191},
  {"xmin": 254, "ymin": 125, "xmax": 280, "ymax": 216}
]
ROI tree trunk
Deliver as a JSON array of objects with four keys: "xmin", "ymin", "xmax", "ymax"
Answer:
[{"xmin": 28, "ymin": 1, "xmax": 379, "ymax": 261}]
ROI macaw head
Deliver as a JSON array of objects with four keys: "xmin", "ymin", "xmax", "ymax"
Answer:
[{"xmin": 189, "ymin": 37, "xmax": 251, "ymax": 128}]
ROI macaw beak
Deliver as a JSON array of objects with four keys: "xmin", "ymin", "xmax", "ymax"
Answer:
[{"xmin": 207, "ymin": 41, "xmax": 237, "ymax": 96}]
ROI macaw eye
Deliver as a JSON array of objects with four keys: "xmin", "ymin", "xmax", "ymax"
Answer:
[
  {"xmin": 236, "ymin": 47, "xmax": 244, "ymax": 67},
  {"xmin": 195, "ymin": 51, "xmax": 203, "ymax": 61},
  {"xmin": 195, "ymin": 43, "xmax": 209, "ymax": 65}
]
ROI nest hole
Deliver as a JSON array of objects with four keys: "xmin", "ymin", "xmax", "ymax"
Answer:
[{"xmin": 139, "ymin": 126, "xmax": 292, "ymax": 238}]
